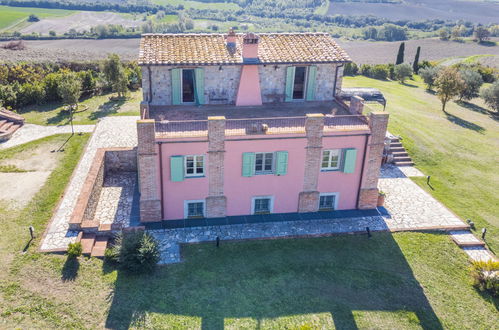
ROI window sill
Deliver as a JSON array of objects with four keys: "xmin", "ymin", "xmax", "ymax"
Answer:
[
  {"xmin": 187, "ymin": 216, "xmax": 205, "ymax": 219},
  {"xmin": 320, "ymin": 169, "xmax": 340, "ymax": 172},
  {"xmin": 185, "ymin": 175, "xmax": 206, "ymax": 179},
  {"xmin": 255, "ymin": 172, "xmax": 274, "ymax": 176}
]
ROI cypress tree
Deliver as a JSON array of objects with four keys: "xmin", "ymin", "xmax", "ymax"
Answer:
[
  {"xmin": 413, "ymin": 46, "xmax": 421, "ymax": 74},
  {"xmin": 395, "ymin": 42, "xmax": 405, "ymax": 65}
]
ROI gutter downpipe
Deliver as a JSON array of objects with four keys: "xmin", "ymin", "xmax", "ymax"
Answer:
[
  {"xmin": 356, "ymin": 132, "xmax": 370, "ymax": 209},
  {"xmin": 158, "ymin": 141, "xmax": 164, "ymax": 220}
]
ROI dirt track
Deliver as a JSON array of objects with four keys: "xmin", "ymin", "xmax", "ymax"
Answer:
[{"xmin": 0, "ymin": 37, "xmax": 498, "ymax": 65}]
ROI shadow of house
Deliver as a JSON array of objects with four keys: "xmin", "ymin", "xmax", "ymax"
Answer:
[
  {"xmin": 105, "ymin": 233, "xmax": 443, "ymax": 329},
  {"xmin": 444, "ymin": 111, "xmax": 485, "ymax": 133}
]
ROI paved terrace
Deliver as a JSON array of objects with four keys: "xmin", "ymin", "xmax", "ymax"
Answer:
[{"xmin": 150, "ymin": 101, "xmax": 370, "ymax": 138}]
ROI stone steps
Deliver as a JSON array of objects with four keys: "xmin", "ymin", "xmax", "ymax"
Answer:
[
  {"xmin": 449, "ymin": 230, "xmax": 485, "ymax": 247},
  {"xmin": 0, "ymin": 108, "xmax": 24, "ymax": 142},
  {"xmin": 394, "ymin": 160, "xmax": 414, "ymax": 166},
  {"xmin": 388, "ymin": 136, "xmax": 414, "ymax": 166},
  {"xmin": 77, "ymin": 232, "xmax": 109, "ymax": 258}
]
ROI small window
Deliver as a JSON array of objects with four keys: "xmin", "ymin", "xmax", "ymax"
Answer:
[
  {"xmin": 182, "ymin": 69, "xmax": 195, "ymax": 103},
  {"xmin": 252, "ymin": 197, "xmax": 273, "ymax": 214},
  {"xmin": 185, "ymin": 155, "xmax": 204, "ymax": 177},
  {"xmin": 321, "ymin": 149, "xmax": 341, "ymax": 171},
  {"xmin": 185, "ymin": 200, "xmax": 205, "ymax": 219},
  {"xmin": 255, "ymin": 152, "xmax": 274, "ymax": 174},
  {"xmin": 319, "ymin": 194, "xmax": 337, "ymax": 211}
]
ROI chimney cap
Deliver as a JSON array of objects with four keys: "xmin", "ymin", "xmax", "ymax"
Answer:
[
  {"xmin": 227, "ymin": 29, "xmax": 236, "ymax": 37},
  {"xmin": 243, "ymin": 32, "xmax": 259, "ymax": 44}
]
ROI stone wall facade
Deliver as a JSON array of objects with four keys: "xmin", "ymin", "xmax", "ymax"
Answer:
[
  {"xmin": 142, "ymin": 63, "xmax": 342, "ymax": 106},
  {"xmin": 104, "ymin": 148, "xmax": 137, "ymax": 174}
]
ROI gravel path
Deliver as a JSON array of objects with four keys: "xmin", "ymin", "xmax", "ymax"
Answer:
[{"xmin": 0, "ymin": 124, "xmax": 95, "ymax": 149}]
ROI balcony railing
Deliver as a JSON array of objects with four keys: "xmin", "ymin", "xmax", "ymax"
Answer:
[{"xmin": 155, "ymin": 115, "xmax": 369, "ymax": 138}]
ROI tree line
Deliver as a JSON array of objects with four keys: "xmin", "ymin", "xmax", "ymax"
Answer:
[{"xmin": 0, "ymin": 54, "xmax": 141, "ymax": 109}]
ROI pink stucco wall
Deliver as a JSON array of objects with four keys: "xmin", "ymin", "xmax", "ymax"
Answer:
[
  {"xmin": 158, "ymin": 132, "xmax": 368, "ymax": 220},
  {"xmin": 158, "ymin": 142, "xmax": 209, "ymax": 220},
  {"xmin": 236, "ymin": 65, "xmax": 262, "ymax": 106}
]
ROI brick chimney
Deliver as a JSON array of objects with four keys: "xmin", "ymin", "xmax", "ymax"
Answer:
[
  {"xmin": 242, "ymin": 33, "xmax": 259, "ymax": 63},
  {"xmin": 226, "ymin": 29, "xmax": 237, "ymax": 45}
]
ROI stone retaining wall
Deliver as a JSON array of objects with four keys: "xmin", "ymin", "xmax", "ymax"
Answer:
[{"xmin": 69, "ymin": 148, "xmax": 137, "ymax": 229}]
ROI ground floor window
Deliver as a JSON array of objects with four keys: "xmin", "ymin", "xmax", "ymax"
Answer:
[
  {"xmin": 252, "ymin": 196, "xmax": 273, "ymax": 214},
  {"xmin": 185, "ymin": 200, "xmax": 205, "ymax": 219},
  {"xmin": 319, "ymin": 193, "xmax": 338, "ymax": 211}
]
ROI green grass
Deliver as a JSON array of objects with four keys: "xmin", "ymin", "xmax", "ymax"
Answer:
[
  {"xmin": 0, "ymin": 5, "xmax": 74, "ymax": 30},
  {"xmin": 152, "ymin": 0, "xmax": 241, "ymax": 10},
  {"xmin": 19, "ymin": 90, "xmax": 141, "ymax": 126},
  {"xmin": 344, "ymin": 75, "xmax": 499, "ymax": 252}
]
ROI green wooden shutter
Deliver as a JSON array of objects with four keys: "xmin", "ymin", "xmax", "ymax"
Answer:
[
  {"xmin": 194, "ymin": 68, "xmax": 205, "ymax": 105},
  {"xmin": 342, "ymin": 148, "xmax": 357, "ymax": 174},
  {"xmin": 285, "ymin": 66, "xmax": 296, "ymax": 102},
  {"xmin": 305, "ymin": 66, "xmax": 317, "ymax": 101},
  {"xmin": 275, "ymin": 151, "xmax": 288, "ymax": 176},
  {"xmin": 171, "ymin": 68, "xmax": 182, "ymax": 105},
  {"xmin": 170, "ymin": 155, "xmax": 184, "ymax": 182},
  {"xmin": 242, "ymin": 152, "xmax": 255, "ymax": 177}
]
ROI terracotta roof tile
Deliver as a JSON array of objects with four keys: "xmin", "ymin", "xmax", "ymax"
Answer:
[{"xmin": 139, "ymin": 33, "xmax": 351, "ymax": 65}]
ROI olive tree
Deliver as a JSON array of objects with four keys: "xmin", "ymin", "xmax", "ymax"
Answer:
[
  {"xmin": 435, "ymin": 67, "xmax": 465, "ymax": 112},
  {"xmin": 394, "ymin": 63, "xmax": 413, "ymax": 83},
  {"xmin": 458, "ymin": 69, "xmax": 483, "ymax": 101},
  {"xmin": 419, "ymin": 66, "xmax": 440, "ymax": 90},
  {"xmin": 481, "ymin": 81, "xmax": 499, "ymax": 113}
]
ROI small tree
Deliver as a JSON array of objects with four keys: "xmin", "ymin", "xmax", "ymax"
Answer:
[
  {"xmin": 458, "ymin": 69, "xmax": 483, "ymax": 101},
  {"xmin": 57, "ymin": 72, "xmax": 82, "ymax": 136},
  {"xmin": 395, "ymin": 42, "xmax": 405, "ymax": 65},
  {"xmin": 28, "ymin": 14, "xmax": 39, "ymax": 22},
  {"xmin": 413, "ymin": 46, "xmax": 421, "ymax": 74},
  {"xmin": 435, "ymin": 67, "xmax": 465, "ymax": 112},
  {"xmin": 474, "ymin": 26, "xmax": 490, "ymax": 43},
  {"xmin": 394, "ymin": 63, "xmax": 412, "ymax": 83},
  {"xmin": 481, "ymin": 81, "xmax": 499, "ymax": 113},
  {"xmin": 438, "ymin": 28, "xmax": 450, "ymax": 40},
  {"xmin": 49, "ymin": 30, "xmax": 56, "ymax": 37},
  {"xmin": 102, "ymin": 54, "xmax": 129, "ymax": 98},
  {"xmin": 419, "ymin": 66, "xmax": 440, "ymax": 90}
]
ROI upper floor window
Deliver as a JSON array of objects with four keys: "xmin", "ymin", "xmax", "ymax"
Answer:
[
  {"xmin": 255, "ymin": 152, "xmax": 274, "ymax": 174},
  {"xmin": 321, "ymin": 149, "xmax": 341, "ymax": 171},
  {"xmin": 185, "ymin": 155, "xmax": 204, "ymax": 177},
  {"xmin": 285, "ymin": 66, "xmax": 317, "ymax": 102},
  {"xmin": 182, "ymin": 69, "xmax": 195, "ymax": 103},
  {"xmin": 293, "ymin": 66, "xmax": 307, "ymax": 100}
]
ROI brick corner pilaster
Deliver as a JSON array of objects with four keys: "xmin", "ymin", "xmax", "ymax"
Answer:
[
  {"xmin": 358, "ymin": 188, "xmax": 379, "ymax": 210},
  {"xmin": 298, "ymin": 191, "xmax": 319, "ymax": 213},
  {"xmin": 206, "ymin": 196, "xmax": 227, "ymax": 218}
]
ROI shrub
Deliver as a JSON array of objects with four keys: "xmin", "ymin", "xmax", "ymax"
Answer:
[
  {"xmin": 77, "ymin": 70, "xmax": 97, "ymax": 95},
  {"xmin": 343, "ymin": 62, "xmax": 359, "ymax": 76},
  {"xmin": 106, "ymin": 231, "xmax": 160, "ymax": 274},
  {"xmin": 394, "ymin": 63, "xmax": 413, "ymax": 83},
  {"xmin": 360, "ymin": 64, "xmax": 372, "ymax": 77},
  {"xmin": 481, "ymin": 81, "xmax": 499, "ymax": 113},
  {"xmin": 18, "ymin": 82, "xmax": 46, "ymax": 106},
  {"xmin": 67, "ymin": 242, "xmax": 83, "ymax": 258},
  {"xmin": 419, "ymin": 66, "xmax": 440, "ymax": 90},
  {"xmin": 0, "ymin": 84, "xmax": 17, "ymax": 108},
  {"xmin": 458, "ymin": 69, "xmax": 483, "ymax": 101},
  {"xmin": 470, "ymin": 260, "xmax": 499, "ymax": 296},
  {"xmin": 28, "ymin": 14, "xmax": 39, "ymax": 22},
  {"xmin": 371, "ymin": 64, "xmax": 389, "ymax": 80},
  {"xmin": 43, "ymin": 72, "xmax": 63, "ymax": 102}
]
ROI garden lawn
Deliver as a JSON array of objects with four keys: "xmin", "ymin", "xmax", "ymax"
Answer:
[
  {"xmin": 19, "ymin": 90, "xmax": 141, "ymax": 126},
  {"xmin": 0, "ymin": 5, "xmax": 74, "ymax": 30},
  {"xmin": 344, "ymin": 75, "xmax": 499, "ymax": 252}
]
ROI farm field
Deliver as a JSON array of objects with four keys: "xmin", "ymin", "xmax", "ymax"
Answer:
[
  {"xmin": 328, "ymin": 0, "xmax": 499, "ymax": 24},
  {"xmin": 0, "ymin": 5, "xmax": 74, "ymax": 30},
  {"xmin": 151, "ymin": 0, "xmax": 242, "ymax": 10},
  {"xmin": 343, "ymin": 75, "xmax": 499, "ymax": 252},
  {"xmin": 1, "ymin": 37, "xmax": 498, "ymax": 64},
  {"xmin": 19, "ymin": 11, "xmax": 143, "ymax": 34}
]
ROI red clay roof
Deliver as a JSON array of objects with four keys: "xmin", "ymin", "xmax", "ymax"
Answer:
[{"xmin": 138, "ymin": 33, "xmax": 351, "ymax": 65}]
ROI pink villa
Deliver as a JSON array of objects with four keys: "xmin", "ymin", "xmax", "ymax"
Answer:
[{"xmin": 136, "ymin": 31, "xmax": 389, "ymax": 222}]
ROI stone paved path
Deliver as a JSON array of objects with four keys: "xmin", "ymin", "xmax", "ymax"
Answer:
[
  {"xmin": 40, "ymin": 117, "xmax": 138, "ymax": 251},
  {"xmin": 94, "ymin": 172, "xmax": 137, "ymax": 228},
  {"xmin": 0, "ymin": 123, "xmax": 95, "ymax": 149}
]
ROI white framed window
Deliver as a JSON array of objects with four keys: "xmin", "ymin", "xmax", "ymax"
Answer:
[
  {"xmin": 321, "ymin": 149, "xmax": 341, "ymax": 171},
  {"xmin": 251, "ymin": 196, "xmax": 274, "ymax": 215},
  {"xmin": 255, "ymin": 152, "xmax": 274, "ymax": 174},
  {"xmin": 319, "ymin": 193, "xmax": 339, "ymax": 211},
  {"xmin": 184, "ymin": 200, "xmax": 205, "ymax": 219},
  {"xmin": 185, "ymin": 155, "xmax": 204, "ymax": 177}
]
